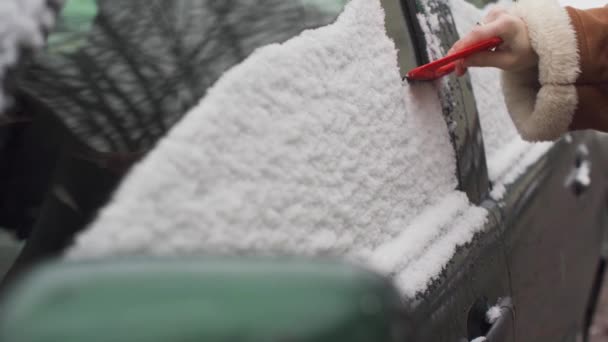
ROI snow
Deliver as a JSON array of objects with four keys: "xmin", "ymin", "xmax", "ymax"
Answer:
[
  {"xmin": 393, "ymin": 200, "xmax": 487, "ymax": 297},
  {"xmin": 578, "ymin": 143, "xmax": 590, "ymax": 156},
  {"xmin": 564, "ymin": 144, "xmax": 591, "ymax": 187},
  {"xmin": 449, "ymin": 0, "xmax": 554, "ymax": 199},
  {"xmin": 486, "ymin": 305, "xmax": 502, "ymax": 324},
  {"xmin": 68, "ymin": 0, "xmax": 489, "ymax": 297},
  {"xmin": 371, "ymin": 192, "xmax": 487, "ymax": 297},
  {"xmin": 0, "ymin": 0, "xmax": 56, "ymax": 112},
  {"xmin": 470, "ymin": 337, "xmax": 487, "ymax": 342},
  {"xmin": 489, "ymin": 141, "xmax": 552, "ymax": 199},
  {"xmin": 416, "ymin": 4, "xmax": 444, "ymax": 61}
]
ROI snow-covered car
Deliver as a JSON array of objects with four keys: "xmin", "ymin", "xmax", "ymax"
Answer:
[{"xmin": 0, "ymin": 0, "xmax": 607, "ymax": 341}]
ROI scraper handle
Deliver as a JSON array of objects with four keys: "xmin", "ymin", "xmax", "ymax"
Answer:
[{"xmin": 406, "ymin": 37, "xmax": 503, "ymax": 81}]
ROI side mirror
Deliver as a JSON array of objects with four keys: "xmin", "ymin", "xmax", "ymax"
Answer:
[{"xmin": 0, "ymin": 257, "xmax": 407, "ymax": 342}]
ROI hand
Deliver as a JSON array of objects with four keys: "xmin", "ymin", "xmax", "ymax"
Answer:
[{"xmin": 447, "ymin": 6, "xmax": 539, "ymax": 76}]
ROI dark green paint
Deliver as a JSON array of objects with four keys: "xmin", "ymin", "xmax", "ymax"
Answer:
[{"xmin": 0, "ymin": 259, "xmax": 406, "ymax": 342}]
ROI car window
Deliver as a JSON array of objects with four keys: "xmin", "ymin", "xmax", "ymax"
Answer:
[
  {"xmin": 448, "ymin": 0, "xmax": 553, "ymax": 199},
  {"xmin": 17, "ymin": 0, "xmax": 347, "ymax": 153},
  {"xmin": 407, "ymin": 0, "xmax": 491, "ymax": 202},
  {"xmin": 66, "ymin": 0, "xmax": 488, "ymax": 304}
]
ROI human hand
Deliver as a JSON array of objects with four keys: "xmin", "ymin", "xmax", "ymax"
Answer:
[{"xmin": 448, "ymin": 6, "xmax": 539, "ymax": 76}]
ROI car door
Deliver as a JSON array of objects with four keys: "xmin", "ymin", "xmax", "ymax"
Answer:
[
  {"xmin": 385, "ymin": 0, "xmax": 514, "ymax": 340},
  {"xmin": 402, "ymin": 0, "xmax": 608, "ymax": 341},
  {"xmin": 497, "ymin": 134, "xmax": 607, "ymax": 342}
]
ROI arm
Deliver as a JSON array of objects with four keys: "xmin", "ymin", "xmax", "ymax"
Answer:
[
  {"xmin": 564, "ymin": 6, "xmax": 608, "ymax": 134},
  {"xmin": 450, "ymin": 0, "xmax": 608, "ymax": 141}
]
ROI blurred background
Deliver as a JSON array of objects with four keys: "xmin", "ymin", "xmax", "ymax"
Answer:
[{"xmin": 559, "ymin": 0, "xmax": 606, "ymax": 7}]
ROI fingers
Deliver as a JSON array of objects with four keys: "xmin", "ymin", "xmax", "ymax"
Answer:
[
  {"xmin": 463, "ymin": 50, "xmax": 515, "ymax": 69},
  {"xmin": 456, "ymin": 60, "xmax": 467, "ymax": 76},
  {"xmin": 448, "ymin": 13, "xmax": 517, "ymax": 55},
  {"xmin": 447, "ymin": 7, "xmax": 526, "ymax": 75},
  {"xmin": 449, "ymin": 23, "xmax": 499, "ymax": 55},
  {"xmin": 484, "ymin": 5, "xmax": 507, "ymax": 23},
  {"xmin": 462, "ymin": 20, "xmax": 506, "ymax": 46},
  {"xmin": 454, "ymin": 51, "xmax": 513, "ymax": 77}
]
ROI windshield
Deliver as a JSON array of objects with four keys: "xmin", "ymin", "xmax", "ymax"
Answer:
[{"xmin": 18, "ymin": 0, "xmax": 348, "ymax": 153}]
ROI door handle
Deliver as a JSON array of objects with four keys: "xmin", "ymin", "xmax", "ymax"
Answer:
[
  {"xmin": 565, "ymin": 144, "xmax": 591, "ymax": 196},
  {"xmin": 467, "ymin": 297, "xmax": 514, "ymax": 342},
  {"xmin": 485, "ymin": 298, "xmax": 515, "ymax": 342}
]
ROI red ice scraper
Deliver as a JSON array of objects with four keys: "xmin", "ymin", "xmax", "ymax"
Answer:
[{"xmin": 406, "ymin": 37, "xmax": 503, "ymax": 81}]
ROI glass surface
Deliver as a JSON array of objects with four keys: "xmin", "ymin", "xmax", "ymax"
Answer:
[
  {"xmin": 20, "ymin": 0, "xmax": 346, "ymax": 153},
  {"xmin": 0, "ymin": 0, "xmax": 348, "ymax": 273}
]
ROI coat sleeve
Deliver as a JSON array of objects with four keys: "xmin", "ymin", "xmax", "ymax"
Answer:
[
  {"xmin": 500, "ymin": 0, "xmax": 608, "ymax": 141},
  {"xmin": 565, "ymin": 6, "xmax": 608, "ymax": 133}
]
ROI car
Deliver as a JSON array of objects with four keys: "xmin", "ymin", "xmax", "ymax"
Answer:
[{"xmin": 0, "ymin": 0, "xmax": 606, "ymax": 341}]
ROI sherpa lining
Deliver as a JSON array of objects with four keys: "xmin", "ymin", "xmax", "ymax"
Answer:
[{"xmin": 501, "ymin": 0, "xmax": 581, "ymax": 141}]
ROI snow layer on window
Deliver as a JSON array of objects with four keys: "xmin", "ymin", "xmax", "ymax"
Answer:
[
  {"xmin": 69, "ymin": 0, "xmax": 488, "ymax": 297},
  {"xmin": 416, "ymin": 3, "xmax": 445, "ymax": 61},
  {"xmin": 0, "ymin": 0, "xmax": 56, "ymax": 111},
  {"xmin": 449, "ymin": 0, "xmax": 554, "ymax": 199}
]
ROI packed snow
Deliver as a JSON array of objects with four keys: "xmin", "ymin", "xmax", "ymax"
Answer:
[
  {"xmin": 489, "ymin": 141, "xmax": 552, "ymax": 199},
  {"xmin": 486, "ymin": 305, "xmax": 502, "ymax": 324},
  {"xmin": 69, "ymin": 0, "xmax": 490, "ymax": 297},
  {"xmin": 564, "ymin": 144, "xmax": 592, "ymax": 188},
  {"xmin": 0, "ymin": 0, "xmax": 56, "ymax": 112},
  {"xmin": 449, "ymin": 0, "xmax": 554, "ymax": 199},
  {"xmin": 417, "ymin": 9, "xmax": 444, "ymax": 61},
  {"xmin": 371, "ymin": 192, "xmax": 487, "ymax": 296},
  {"xmin": 576, "ymin": 161, "xmax": 591, "ymax": 186}
]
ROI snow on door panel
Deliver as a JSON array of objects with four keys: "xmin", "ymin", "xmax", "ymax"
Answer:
[
  {"xmin": 68, "ymin": 0, "xmax": 490, "ymax": 300},
  {"xmin": 448, "ymin": 0, "xmax": 553, "ymax": 199}
]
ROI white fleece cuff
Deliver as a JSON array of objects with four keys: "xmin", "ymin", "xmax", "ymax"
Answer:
[{"xmin": 501, "ymin": 0, "xmax": 581, "ymax": 141}]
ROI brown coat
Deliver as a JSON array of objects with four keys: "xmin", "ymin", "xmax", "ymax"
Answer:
[
  {"xmin": 501, "ymin": 0, "xmax": 608, "ymax": 141},
  {"xmin": 566, "ymin": 5, "xmax": 608, "ymax": 133}
]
